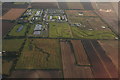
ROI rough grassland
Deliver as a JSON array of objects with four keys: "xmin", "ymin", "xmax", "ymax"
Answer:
[
  {"xmin": 71, "ymin": 26, "xmax": 116, "ymax": 39},
  {"xmin": 3, "ymin": 39, "xmax": 24, "ymax": 52},
  {"xmin": 49, "ymin": 22, "xmax": 72, "ymax": 38},
  {"xmin": 16, "ymin": 39, "xmax": 61, "ymax": 69}
]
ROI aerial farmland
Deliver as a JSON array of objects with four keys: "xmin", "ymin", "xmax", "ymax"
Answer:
[{"xmin": 2, "ymin": 2, "xmax": 119, "ymax": 79}]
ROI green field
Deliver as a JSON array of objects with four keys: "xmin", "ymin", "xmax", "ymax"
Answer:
[
  {"xmin": 16, "ymin": 39, "xmax": 61, "ymax": 69},
  {"xmin": 71, "ymin": 26, "xmax": 116, "ymax": 39},
  {"xmin": 3, "ymin": 39, "xmax": 24, "ymax": 52},
  {"xmin": 49, "ymin": 22, "xmax": 73, "ymax": 38},
  {"xmin": 8, "ymin": 24, "xmax": 28, "ymax": 36}
]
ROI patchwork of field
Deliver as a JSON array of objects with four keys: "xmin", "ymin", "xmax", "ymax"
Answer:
[
  {"xmin": 3, "ymin": 39, "xmax": 24, "ymax": 52},
  {"xmin": 2, "ymin": 8, "xmax": 26, "ymax": 20},
  {"xmin": 60, "ymin": 40, "xmax": 118, "ymax": 78},
  {"xmin": 16, "ymin": 39, "xmax": 61, "ymax": 69},
  {"xmin": 49, "ymin": 22, "xmax": 73, "ymax": 38},
  {"xmin": 2, "ymin": 2, "xmax": 119, "ymax": 79},
  {"xmin": 8, "ymin": 23, "xmax": 28, "ymax": 37}
]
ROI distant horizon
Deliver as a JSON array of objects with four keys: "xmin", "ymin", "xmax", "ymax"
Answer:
[{"xmin": 0, "ymin": 0, "xmax": 119, "ymax": 2}]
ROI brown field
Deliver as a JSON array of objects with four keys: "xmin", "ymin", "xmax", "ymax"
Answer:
[
  {"xmin": 82, "ymin": 40, "xmax": 118, "ymax": 78},
  {"xmin": 2, "ymin": 8, "xmax": 26, "ymax": 20},
  {"xmin": 60, "ymin": 41, "xmax": 93, "ymax": 78},
  {"xmin": 10, "ymin": 70, "xmax": 62, "ymax": 78},
  {"xmin": 58, "ymin": 2, "xmax": 68, "ymax": 9},
  {"xmin": 31, "ymin": 2, "xmax": 59, "ymax": 9},
  {"xmin": 66, "ymin": 2, "xmax": 84, "ymax": 9},
  {"xmin": 2, "ymin": 8, "xmax": 11, "ymax": 16},
  {"xmin": 2, "ymin": 2, "xmax": 29, "ymax": 9},
  {"xmin": 2, "ymin": 21, "xmax": 15, "ymax": 37},
  {"xmin": 71, "ymin": 40, "xmax": 90, "ymax": 66},
  {"xmin": 98, "ymin": 40, "xmax": 118, "ymax": 70}
]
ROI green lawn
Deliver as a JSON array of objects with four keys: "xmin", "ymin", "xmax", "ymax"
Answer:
[
  {"xmin": 49, "ymin": 22, "xmax": 73, "ymax": 38},
  {"xmin": 3, "ymin": 39, "xmax": 24, "ymax": 52},
  {"xmin": 16, "ymin": 39, "xmax": 61, "ymax": 69},
  {"xmin": 71, "ymin": 26, "xmax": 116, "ymax": 39},
  {"xmin": 8, "ymin": 24, "xmax": 28, "ymax": 36}
]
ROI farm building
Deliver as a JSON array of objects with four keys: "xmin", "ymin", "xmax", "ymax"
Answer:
[
  {"xmin": 33, "ymin": 31, "xmax": 41, "ymax": 35},
  {"xmin": 17, "ymin": 25, "xmax": 24, "ymax": 32},
  {"xmin": 34, "ymin": 24, "xmax": 42, "ymax": 31}
]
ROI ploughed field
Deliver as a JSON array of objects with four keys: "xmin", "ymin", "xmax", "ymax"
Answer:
[
  {"xmin": 2, "ymin": 21, "xmax": 15, "ymax": 37},
  {"xmin": 2, "ymin": 8, "xmax": 26, "ymax": 20}
]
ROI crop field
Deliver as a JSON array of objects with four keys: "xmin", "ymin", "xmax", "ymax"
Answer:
[
  {"xmin": 71, "ymin": 26, "xmax": 116, "ymax": 39},
  {"xmin": 8, "ymin": 23, "xmax": 28, "ymax": 37},
  {"xmin": 49, "ymin": 22, "xmax": 73, "ymax": 38},
  {"xmin": 2, "ymin": 21, "xmax": 15, "ymax": 37},
  {"xmin": 3, "ymin": 39, "xmax": 24, "ymax": 52},
  {"xmin": 27, "ymin": 23, "xmax": 48, "ymax": 37},
  {"xmin": 2, "ymin": 8, "xmax": 26, "ymax": 20},
  {"xmin": 16, "ymin": 39, "xmax": 61, "ymax": 69}
]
